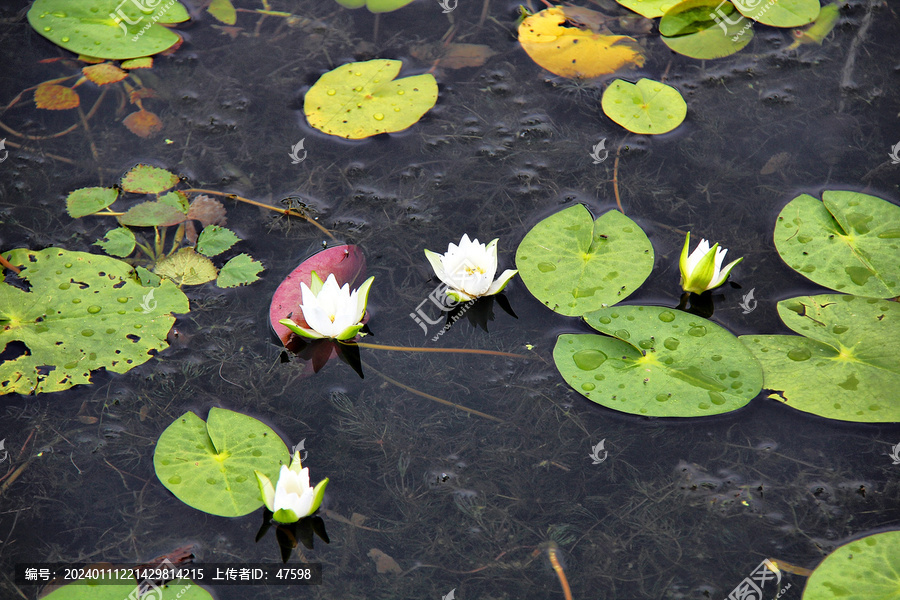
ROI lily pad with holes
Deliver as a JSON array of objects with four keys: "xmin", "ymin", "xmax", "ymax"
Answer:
[
  {"xmin": 121, "ymin": 164, "xmax": 180, "ymax": 194},
  {"xmin": 41, "ymin": 577, "xmax": 211, "ymax": 600},
  {"xmin": 733, "ymin": 0, "xmax": 819, "ymax": 28},
  {"xmin": 601, "ymin": 78, "xmax": 687, "ymax": 135},
  {"xmin": 154, "ymin": 408, "xmax": 290, "ymax": 517},
  {"xmin": 0, "ymin": 248, "xmax": 188, "ymax": 395},
  {"xmin": 216, "ymin": 253, "xmax": 264, "ymax": 288},
  {"xmin": 554, "ymin": 306, "xmax": 763, "ymax": 417},
  {"xmin": 802, "ymin": 531, "xmax": 900, "ymax": 600},
  {"xmin": 27, "ymin": 0, "xmax": 189, "ymax": 61},
  {"xmin": 66, "ymin": 186, "xmax": 118, "ymax": 218},
  {"xmin": 304, "ymin": 59, "xmax": 438, "ymax": 140},
  {"xmin": 774, "ymin": 191, "xmax": 900, "ymax": 298},
  {"xmin": 333, "ymin": 0, "xmax": 415, "ymax": 12},
  {"xmin": 154, "ymin": 248, "xmax": 218, "ymax": 286},
  {"xmin": 659, "ymin": 0, "xmax": 753, "ymax": 59},
  {"xmin": 515, "ymin": 205, "xmax": 654, "ymax": 317},
  {"xmin": 740, "ymin": 294, "xmax": 900, "ymax": 423}
]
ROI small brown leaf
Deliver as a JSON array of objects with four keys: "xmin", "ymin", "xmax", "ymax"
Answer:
[
  {"xmin": 129, "ymin": 87, "xmax": 158, "ymax": 104},
  {"xmin": 34, "ymin": 84, "xmax": 80, "ymax": 110},
  {"xmin": 123, "ymin": 109, "xmax": 163, "ymax": 138},
  {"xmin": 411, "ymin": 43, "xmax": 496, "ymax": 69},
  {"xmin": 82, "ymin": 63, "xmax": 128, "ymax": 86},
  {"xmin": 187, "ymin": 195, "xmax": 227, "ymax": 228},
  {"xmin": 121, "ymin": 57, "xmax": 154, "ymax": 70},
  {"xmin": 367, "ymin": 548, "xmax": 402, "ymax": 574}
]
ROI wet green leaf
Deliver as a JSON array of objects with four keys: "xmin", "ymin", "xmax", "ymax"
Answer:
[
  {"xmin": 774, "ymin": 191, "xmax": 900, "ymax": 298},
  {"xmin": 740, "ymin": 294, "xmax": 900, "ymax": 423},
  {"xmin": 27, "ymin": 0, "xmax": 189, "ymax": 60},
  {"xmin": 802, "ymin": 531, "xmax": 900, "ymax": 600},
  {"xmin": 154, "ymin": 408, "xmax": 290, "ymax": 517},
  {"xmin": 304, "ymin": 59, "xmax": 438, "ymax": 140},
  {"xmin": 217, "ymin": 253, "xmax": 264, "ymax": 288},
  {"xmin": 94, "ymin": 226, "xmax": 136, "ymax": 257},
  {"xmin": 515, "ymin": 205, "xmax": 654, "ymax": 316},
  {"xmin": 66, "ymin": 186, "xmax": 118, "ymax": 218},
  {"xmin": 601, "ymin": 78, "xmax": 687, "ymax": 135},
  {"xmin": 155, "ymin": 248, "xmax": 218, "ymax": 285},
  {"xmin": 333, "ymin": 0, "xmax": 415, "ymax": 13},
  {"xmin": 121, "ymin": 164, "xmax": 179, "ymax": 194},
  {"xmin": 734, "ymin": 0, "xmax": 819, "ymax": 28},
  {"xmin": 660, "ymin": 0, "xmax": 752, "ymax": 59},
  {"xmin": 554, "ymin": 306, "xmax": 762, "ymax": 417},
  {"xmin": 0, "ymin": 248, "xmax": 189, "ymax": 395},
  {"xmin": 196, "ymin": 225, "xmax": 239, "ymax": 257}
]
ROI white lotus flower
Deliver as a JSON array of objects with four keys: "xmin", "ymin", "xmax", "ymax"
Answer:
[
  {"xmin": 679, "ymin": 232, "xmax": 742, "ymax": 294},
  {"xmin": 279, "ymin": 272, "xmax": 374, "ymax": 341},
  {"xmin": 424, "ymin": 234, "xmax": 518, "ymax": 302},
  {"xmin": 255, "ymin": 451, "xmax": 329, "ymax": 523}
]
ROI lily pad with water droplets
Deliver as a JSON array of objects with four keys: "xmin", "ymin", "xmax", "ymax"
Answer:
[
  {"xmin": 154, "ymin": 408, "xmax": 290, "ymax": 517},
  {"xmin": 601, "ymin": 78, "xmax": 687, "ymax": 135},
  {"xmin": 515, "ymin": 205, "xmax": 654, "ymax": 317},
  {"xmin": 0, "ymin": 247, "xmax": 188, "ymax": 395},
  {"xmin": 659, "ymin": 0, "xmax": 753, "ymax": 59},
  {"xmin": 774, "ymin": 191, "xmax": 900, "ymax": 298},
  {"xmin": 740, "ymin": 294, "xmax": 900, "ymax": 423},
  {"xmin": 554, "ymin": 306, "xmax": 763, "ymax": 417},
  {"xmin": 304, "ymin": 59, "xmax": 438, "ymax": 140},
  {"xmin": 802, "ymin": 531, "xmax": 900, "ymax": 600},
  {"xmin": 27, "ymin": 0, "xmax": 189, "ymax": 61}
]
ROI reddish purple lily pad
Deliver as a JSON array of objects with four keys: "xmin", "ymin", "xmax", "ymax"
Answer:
[{"xmin": 269, "ymin": 245, "xmax": 367, "ymax": 346}]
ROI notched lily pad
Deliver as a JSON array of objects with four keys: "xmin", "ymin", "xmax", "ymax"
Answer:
[
  {"xmin": 154, "ymin": 248, "xmax": 218, "ymax": 285},
  {"xmin": 740, "ymin": 294, "xmax": 900, "ymax": 423},
  {"xmin": 601, "ymin": 78, "xmax": 687, "ymax": 135},
  {"xmin": 515, "ymin": 205, "xmax": 654, "ymax": 316}
]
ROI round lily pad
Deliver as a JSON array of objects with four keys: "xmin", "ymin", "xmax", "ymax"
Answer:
[
  {"xmin": 154, "ymin": 408, "xmax": 290, "ymax": 517},
  {"xmin": 803, "ymin": 531, "xmax": 900, "ymax": 600},
  {"xmin": 554, "ymin": 306, "xmax": 763, "ymax": 417},
  {"xmin": 0, "ymin": 248, "xmax": 189, "ymax": 395},
  {"xmin": 733, "ymin": 0, "xmax": 819, "ymax": 28},
  {"xmin": 333, "ymin": 0, "xmax": 415, "ymax": 12},
  {"xmin": 27, "ymin": 0, "xmax": 189, "ymax": 60},
  {"xmin": 515, "ymin": 205, "xmax": 654, "ymax": 316},
  {"xmin": 774, "ymin": 191, "xmax": 900, "ymax": 298},
  {"xmin": 601, "ymin": 78, "xmax": 687, "ymax": 135},
  {"xmin": 659, "ymin": 0, "xmax": 753, "ymax": 59},
  {"xmin": 740, "ymin": 294, "xmax": 900, "ymax": 423},
  {"xmin": 304, "ymin": 59, "xmax": 438, "ymax": 140}
]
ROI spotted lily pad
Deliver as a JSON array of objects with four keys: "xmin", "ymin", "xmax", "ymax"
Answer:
[
  {"xmin": 740, "ymin": 294, "xmax": 900, "ymax": 423},
  {"xmin": 601, "ymin": 78, "xmax": 687, "ymax": 135},
  {"xmin": 27, "ymin": 0, "xmax": 189, "ymax": 60},
  {"xmin": 154, "ymin": 408, "xmax": 290, "ymax": 517},
  {"xmin": 774, "ymin": 191, "xmax": 900, "ymax": 298},
  {"xmin": 0, "ymin": 248, "xmax": 189, "ymax": 395},
  {"xmin": 733, "ymin": 0, "xmax": 819, "ymax": 28},
  {"xmin": 659, "ymin": 0, "xmax": 753, "ymax": 59},
  {"xmin": 333, "ymin": 0, "xmax": 415, "ymax": 12},
  {"xmin": 802, "ymin": 531, "xmax": 900, "ymax": 600},
  {"xmin": 554, "ymin": 306, "xmax": 763, "ymax": 417},
  {"xmin": 515, "ymin": 205, "xmax": 654, "ymax": 317},
  {"xmin": 304, "ymin": 59, "xmax": 438, "ymax": 140},
  {"xmin": 121, "ymin": 164, "xmax": 179, "ymax": 194}
]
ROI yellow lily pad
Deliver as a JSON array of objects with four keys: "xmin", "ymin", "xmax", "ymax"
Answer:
[
  {"xmin": 304, "ymin": 59, "xmax": 438, "ymax": 140},
  {"xmin": 517, "ymin": 6, "xmax": 645, "ymax": 79}
]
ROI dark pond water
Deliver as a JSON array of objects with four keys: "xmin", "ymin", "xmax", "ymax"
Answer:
[{"xmin": 1, "ymin": 0, "xmax": 900, "ymax": 599}]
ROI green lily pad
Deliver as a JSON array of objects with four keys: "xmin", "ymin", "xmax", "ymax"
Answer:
[
  {"xmin": 333, "ymin": 0, "xmax": 415, "ymax": 13},
  {"xmin": 216, "ymin": 253, "xmax": 264, "ymax": 288},
  {"xmin": 154, "ymin": 408, "xmax": 290, "ymax": 517},
  {"xmin": 614, "ymin": 0, "xmax": 680, "ymax": 19},
  {"xmin": 94, "ymin": 226, "xmax": 136, "ymax": 257},
  {"xmin": 0, "ymin": 248, "xmax": 189, "ymax": 395},
  {"xmin": 515, "ymin": 205, "xmax": 654, "ymax": 316},
  {"xmin": 196, "ymin": 225, "xmax": 238, "ymax": 257},
  {"xmin": 774, "ymin": 191, "xmax": 900, "ymax": 298},
  {"xmin": 304, "ymin": 59, "xmax": 438, "ymax": 140},
  {"xmin": 66, "ymin": 186, "xmax": 118, "ymax": 218},
  {"xmin": 601, "ymin": 78, "xmax": 687, "ymax": 135},
  {"xmin": 734, "ymin": 0, "xmax": 819, "ymax": 28},
  {"xmin": 803, "ymin": 531, "xmax": 900, "ymax": 600},
  {"xmin": 740, "ymin": 294, "xmax": 900, "ymax": 423},
  {"xmin": 660, "ymin": 0, "xmax": 753, "ymax": 59},
  {"xmin": 41, "ymin": 577, "xmax": 212, "ymax": 600},
  {"xmin": 27, "ymin": 0, "xmax": 189, "ymax": 61},
  {"xmin": 155, "ymin": 248, "xmax": 218, "ymax": 285},
  {"xmin": 118, "ymin": 201, "xmax": 187, "ymax": 227},
  {"xmin": 121, "ymin": 164, "xmax": 179, "ymax": 194},
  {"xmin": 554, "ymin": 306, "xmax": 763, "ymax": 417}
]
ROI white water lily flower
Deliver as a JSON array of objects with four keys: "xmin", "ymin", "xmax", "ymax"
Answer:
[
  {"xmin": 424, "ymin": 234, "xmax": 518, "ymax": 302},
  {"xmin": 679, "ymin": 232, "xmax": 742, "ymax": 294},
  {"xmin": 255, "ymin": 451, "xmax": 329, "ymax": 524},
  {"xmin": 279, "ymin": 272, "xmax": 374, "ymax": 341}
]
